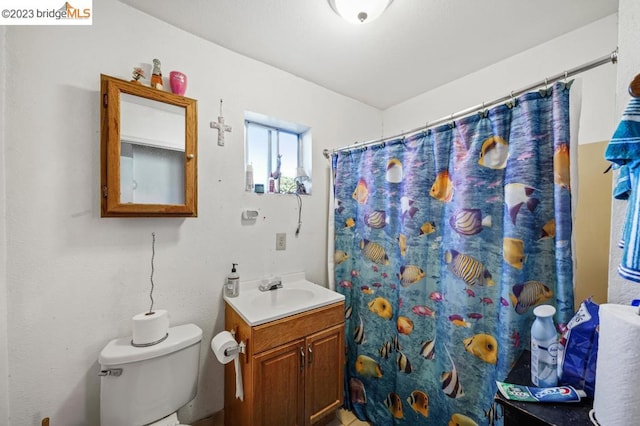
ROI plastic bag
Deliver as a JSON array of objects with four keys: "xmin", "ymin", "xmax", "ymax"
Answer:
[{"xmin": 557, "ymin": 298, "xmax": 600, "ymax": 398}]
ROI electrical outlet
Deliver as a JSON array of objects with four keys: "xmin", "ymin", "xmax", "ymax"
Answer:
[{"xmin": 276, "ymin": 233, "xmax": 286, "ymax": 250}]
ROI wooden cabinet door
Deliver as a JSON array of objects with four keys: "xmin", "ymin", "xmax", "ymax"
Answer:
[
  {"xmin": 304, "ymin": 323, "xmax": 345, "ymax": 425},
  {"xmin": 254, "ymin": 339, "xmax": 305, "ymax": 426}
]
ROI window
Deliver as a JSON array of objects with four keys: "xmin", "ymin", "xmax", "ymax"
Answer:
[{"xmin": 244, "ymin": 112, "xmax": 312, "ymax": 194}]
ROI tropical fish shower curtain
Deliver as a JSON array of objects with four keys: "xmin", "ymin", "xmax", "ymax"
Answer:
[{"xmin": 332, "ymin": 82, "xmax": 576, "ymax": 426}]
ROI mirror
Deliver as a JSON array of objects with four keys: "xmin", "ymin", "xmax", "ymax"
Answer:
[{"xmin": 100, "ymin": 74, "xmax": 197, "ymax": 217}]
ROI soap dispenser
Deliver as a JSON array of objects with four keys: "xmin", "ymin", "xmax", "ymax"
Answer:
[{"xmin": 225, "ymin": 263, "xmax": 239, "ymax": 297}]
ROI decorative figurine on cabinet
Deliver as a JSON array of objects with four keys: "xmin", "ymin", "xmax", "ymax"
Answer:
[
  {"xmin": 169, "ymin": 71, "xmax": 187, "ymax": 96},
  {"xmin": 151, "ymin": 58, "xmax": 163, "ymax": 90},
  {"xmin": 131, "ymin": 66, "xmax": 145, "ymax": 84}
]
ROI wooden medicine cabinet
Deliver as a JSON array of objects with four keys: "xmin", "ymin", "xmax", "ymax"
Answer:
[{"xmin": 100, "ymin": 74, "xmax": 197, "ymax": 217}]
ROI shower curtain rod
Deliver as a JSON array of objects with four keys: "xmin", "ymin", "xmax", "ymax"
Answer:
[{"xmin": 323, "ymin": 48, "xmax": 618, "ymax": 159}]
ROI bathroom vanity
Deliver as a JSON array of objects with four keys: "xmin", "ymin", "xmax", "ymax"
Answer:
[{"xmin": 223, "ymin": 275, "xmax": 345, "ymax": 426}]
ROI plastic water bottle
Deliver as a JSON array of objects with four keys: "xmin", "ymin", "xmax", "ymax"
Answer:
[
  {"xmin": 245, "ymin": 164, "xmax": 254, "ymax": 192},
  {"xmin": 531, "ymin": 304, "xmax": 558, "ymax": 387}
]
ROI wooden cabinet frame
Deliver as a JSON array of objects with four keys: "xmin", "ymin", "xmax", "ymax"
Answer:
[{"xmin": 100, "ymin": 74, "xmax": 198, "ymax": 217}]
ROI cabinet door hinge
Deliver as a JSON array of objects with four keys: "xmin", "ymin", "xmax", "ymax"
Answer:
[
  {"xmin": 102, "ymin": 185, "xmax": 108, "ymax": 198},
  {"xmin": 103, "ymin": 93, "xmax": 108, "ymax": 108}
]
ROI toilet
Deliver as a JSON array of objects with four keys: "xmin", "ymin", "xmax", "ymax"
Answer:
[{"xmin": 99, "ymin": 323, "xmax": 203, "ymax": 426}]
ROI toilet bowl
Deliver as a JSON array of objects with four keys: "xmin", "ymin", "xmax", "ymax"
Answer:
[
  {"xmin": 99, "ymin": 323, "xmax": 203, "ymax": 426},
  {"xmin": 148, "ymin": 412, "xmax": 187, "ymax": 426}
]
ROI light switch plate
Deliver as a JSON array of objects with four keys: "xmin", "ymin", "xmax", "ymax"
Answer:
[{"xmin": 276, "ymin": 233, "xmax": 286, "ymax": 250}]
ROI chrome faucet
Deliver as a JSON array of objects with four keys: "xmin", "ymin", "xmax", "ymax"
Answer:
[{"xmin": 259, "ymin": 278, "xmax": 283, "ymax": 291}]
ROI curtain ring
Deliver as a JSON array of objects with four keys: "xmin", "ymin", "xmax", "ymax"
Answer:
[
  {"xmin": 564, "ymin": 71, "xmax": 568, "ymax": 83},
  {"xmin": 449, "ymin": 113, "xmax": 456, "ymax": 129},
  {"xmin": 544, "ymin": 78, "xmax": 548, "ymax": 90},
  {"xmin": 507, "ymin": 90, "xmax": 518, "ymax": 109}
]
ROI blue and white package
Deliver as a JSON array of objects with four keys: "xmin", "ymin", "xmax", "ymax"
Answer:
[
  {"xmin": 496, "ymin": 381, "xmax": 586, "ymax": 403},
  {"xmin": 557, "ymin": 298, "xmax": 600, "ymax": 398}
]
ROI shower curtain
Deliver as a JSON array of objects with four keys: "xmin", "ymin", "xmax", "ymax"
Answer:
[{"xmin": 332, "ymin": 82, "xmax": 576, "ymax": 425}]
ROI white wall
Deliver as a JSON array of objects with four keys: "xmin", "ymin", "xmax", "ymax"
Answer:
[
  {"xmin": 2, "ymin": 0, "xmax": 380, "ymax": 424},
  {"xmin": 0, "ymin": 26, "xmax": 10, "ymax": 425},
  {"xmin": 608, "ymin": 0, "xmax": 640, "ymax": 304},
  {"xmin": 383, "ymin": 14, "xmax": 618, "ymax": 146}
]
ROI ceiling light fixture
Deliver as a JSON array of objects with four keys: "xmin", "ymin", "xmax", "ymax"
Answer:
[{"xmin": 328, "ymin": 0, "xmax": 393, "ymax": 25}]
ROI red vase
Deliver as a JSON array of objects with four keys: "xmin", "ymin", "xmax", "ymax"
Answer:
[{"xmin": 169, "ymin": 71, "xmax": 187, "ymax": 96}]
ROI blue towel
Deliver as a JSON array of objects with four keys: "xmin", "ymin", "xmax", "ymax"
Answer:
[
  {"xmin": 605, "ymin": 98, "xmax": 640, "ymax": 282},
  {"xmin": 613, "ymin": 164, "xmax": 631, "ymax": 200},
  {"xmin": 613, "ymin": 165, "xmax": 630, "ymax": 249}
]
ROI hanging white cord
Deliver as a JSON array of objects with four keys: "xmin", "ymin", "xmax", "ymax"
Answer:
[
  {"xmin": 148, "ymin": 232, "xmax": 156, "ymax": 314},
  {"xmin": 295, "ymin": 193, "xmax": 302, "ymax": 236}
]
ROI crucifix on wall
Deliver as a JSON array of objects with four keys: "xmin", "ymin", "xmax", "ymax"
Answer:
[{"xmin": 210, "ymin": 99, "xmax": 232, "ymax": 146}]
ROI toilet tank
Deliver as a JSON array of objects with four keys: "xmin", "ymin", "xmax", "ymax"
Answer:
[{"xmin": 99, "ymin": 323, "xmax": 203, "ymax": 426}]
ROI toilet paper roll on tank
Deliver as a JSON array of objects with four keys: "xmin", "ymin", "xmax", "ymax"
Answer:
[
  {"xmin": 131, "ymin": 309, "xmax": 169, "ymax": 346},
  {"xmin": 593, "ymin": 304, "xmax": 640, "ymax": 425},
  {"xmin": 211, "ymin": 330, "xmax": 244, "ymax": 401}
]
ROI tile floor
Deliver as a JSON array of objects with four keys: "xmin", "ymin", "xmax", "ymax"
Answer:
[
  {"xmin": 197, "ymin": 408, "xmax": 369, "ymax": 426},
  {"xmin": 328, "ymin": 409, "xmax": 371, "ymax": 426}
]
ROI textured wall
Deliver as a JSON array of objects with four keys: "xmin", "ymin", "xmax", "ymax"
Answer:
[{"xmin": 0, "ymin": 25, "xmax": 9, "ymax": 425}]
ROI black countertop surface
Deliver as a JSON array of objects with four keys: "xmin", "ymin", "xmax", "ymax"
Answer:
[{"xmin": 494, "ymin": 350, "xmax": 594, "ymax": 426}]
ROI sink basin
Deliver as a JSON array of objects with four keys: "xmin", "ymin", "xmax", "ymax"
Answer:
[
  {"xmin": 224, "ymin": 273, "xmax": 345, "ymax": 326},
  {"xmin": 251, "ymin": 288, "xmax": 315, "ymax": 308}
]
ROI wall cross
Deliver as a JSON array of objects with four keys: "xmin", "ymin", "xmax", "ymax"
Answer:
[{"xmin": 210, "ymin": 99, "xmax": 232, "ymax": 146}]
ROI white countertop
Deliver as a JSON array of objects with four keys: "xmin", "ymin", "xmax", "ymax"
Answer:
[{"xmin": 223, "ymin": 272, "xmax": 345, "ymax": 326}]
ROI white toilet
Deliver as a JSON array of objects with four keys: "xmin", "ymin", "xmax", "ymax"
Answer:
[{"xmin": 99, "ymin": 323, "xmax": 203, "ymax": 426}]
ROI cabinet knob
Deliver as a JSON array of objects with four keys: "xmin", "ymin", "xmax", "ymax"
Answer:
[{"xmin": 187, "ymin": 153, "xmax": 195, "ymax": 159}]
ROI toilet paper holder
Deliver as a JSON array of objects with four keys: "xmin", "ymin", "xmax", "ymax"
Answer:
[
  {"xmin": 224, "ymin": 329, "xmax": 246, "ymax": 357},
  {"xmin": 224, "ymin": 341, "xmax": 246, "ymax": 357}
]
